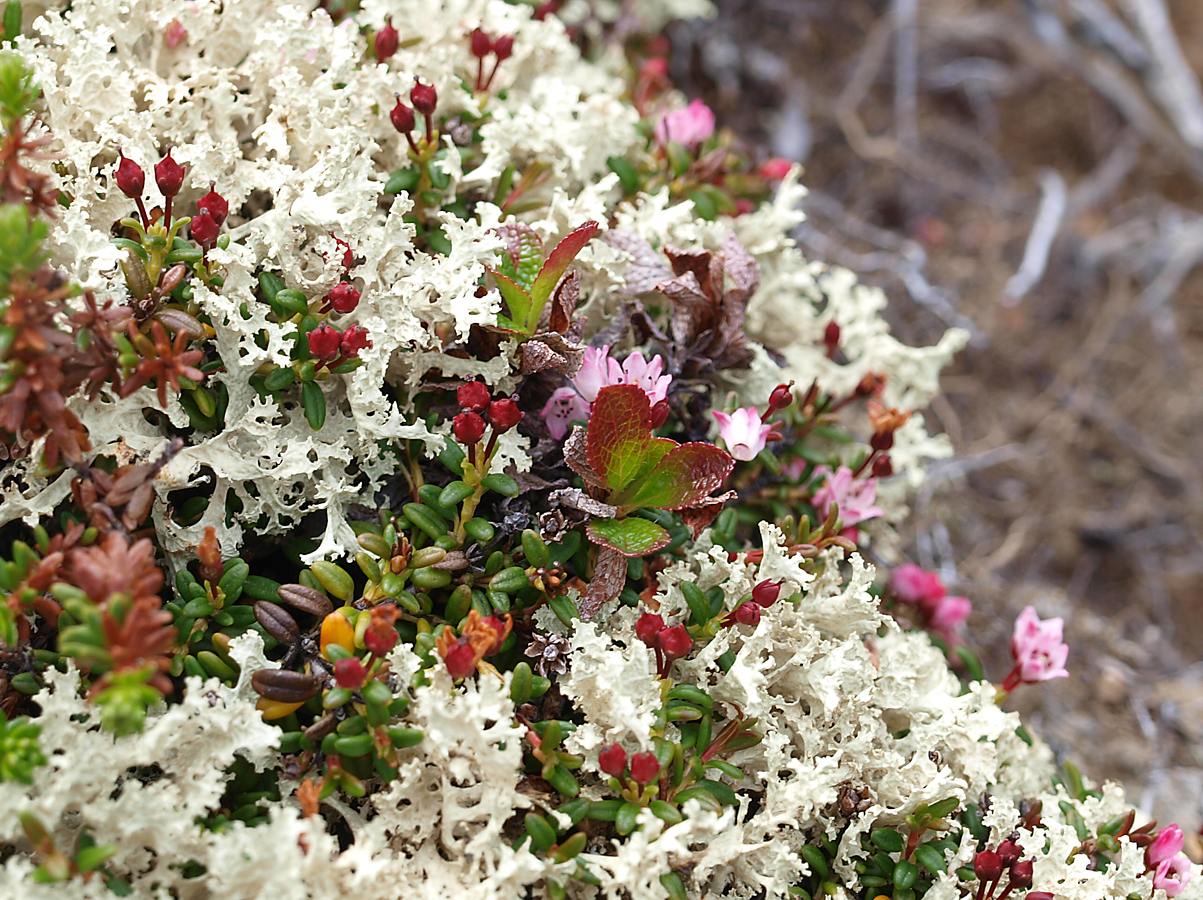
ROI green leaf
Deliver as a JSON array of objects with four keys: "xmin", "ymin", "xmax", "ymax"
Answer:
[
  {"xmin": 586, "ymin": 517, "xmax": 671, "ymax": 557},
  {"xmin": 492, "ymin": 270, "xmax": 532, "ymax": 331},
  {"xmin": 301, "ymin": 381, "xmax": 326, "ymax": 430},
  {"xmin": 615, "ymin": 442, "xmax": 734, "ymax": 512},
  {"xmin": 384, "ymin": 167, "xmax": 420, "ymax": 195},
  {"xmin": 526, "ymin": 221, "xmax": 599, "ymax": 331},
  {"xmin": 0, "ymin": 203, "xmax": 47, "ymax": 294},
  {"xmin": 0, "ymin": 50, "xmax": 38, "ymax": 128},
  {"xmin": 606, "ymin": 155, "xmax": 640, "ymax": 195},
  {"xmin": 2, "ymin": 3, "xmax": 21, "ymax": 44}
]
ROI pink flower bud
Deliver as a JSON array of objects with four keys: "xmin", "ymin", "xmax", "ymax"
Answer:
[
  {"xmin": 115, "ymin": 153, "xmax": 145, "ymax": 199},
  {"xmin": 389, "ymin": 97, "xmax": 415, "ymax": 134},
  {"xmin": 997, "ymin": 839, "xmax": 1022, "ymax": 867},
  {"xmin": 635, "ymin": 612, "xmax": 664, "ymax": 646},
  {"xmin": 1148, "ymin": 824, "xmax": 1186, "ymax": 867},
  {"xmin": 164, "ymin": 19, "xmax": 188, "ymax": 49},
  {"xmin": 457, "ymin": 381, "xmax": 491, "ymax": 412},
  {"xmin": 196, "ymin": 186, "xmax": 229, "ymax": 225},
  {"xmin": 629, "ymin": 750, "xmax": 660, "ymax": 784},
  {"xmin": 410, "ymin": 80, "xmax": 437, "ymax": 115},
  {"xmin": 453, "ymin": 411, "xmax": 486, "ymax": 445},
  {"xmin": 154, "ymin": 149, "xmax": 185, "ymax": 198},
  {"xmin": 333, "ymin": 657, "xmax": 367, "ymax": 689},
  {"xmin": 598, "ymin": 743, "xmax": 627, "ymax": 777},
  {"xmin": 375, "ymin": 16, "xmax": 399, "ymax": 63},
  {"xmin": 824, "ymin": 320, "xmax": 840, "ymax": 353},
  {"xmin": 648, "ymin": 399, "xmax": 670, "ymax": 429},
  {"xmin": 768, "ymin": 382, "xmax": 793, "ymax": 412},
  {"xmin": 759, "ymin": 157, "xmax": 793, "ymax": 181},
  {"xmin": 327, "ymin": 282, "xmax": 361, "ymax": 314}
]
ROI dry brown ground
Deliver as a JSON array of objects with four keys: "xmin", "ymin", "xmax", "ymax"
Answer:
[{"xmin": 672, "ymin": 0, "xmax": 1203, "ymax": 835}]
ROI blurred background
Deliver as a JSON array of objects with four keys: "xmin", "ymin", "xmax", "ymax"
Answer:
[{"xmin": 667, "ymin": 0, "xmax": 1203, "ymax": 835}]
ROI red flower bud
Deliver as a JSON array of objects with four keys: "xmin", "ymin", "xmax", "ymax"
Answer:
[
  {"xmin": 115, "ymin": 153, "xmax": 145, "ymax": 199},
  {"xmin": 656, "ymin": 623, "xmax": 692, "ymax": 661},
  {"xmin": 453, "ymin": 411, "xmax": 486, "ymax": 445},
  {"xmin": 196, "ymin": 185, "xmax": 229, "ymax": 225},
  {"xmin": 334, "ymin": 236, "xmax": 355, "ymax": 270},
  {"xmin": 469, "ymin": 27, "xmax": 492, "ymax": 59},
  {"xmin": 492, "ymin": 35, "xmax": 514, "ymax": 61},
  {"xmin": 974, "ymin": 850, "xmax": 1003, "ymax": 882},
  {"xmin": 727, "ymin": 601, "xmax": 761, "ymax": 628},
  {"xmin": 328, "ymin": 282, "xmax": 361, "ymax": 314},
  {"xmin": 164, "ymin": 19, "xmax": 188, "ymax": 49},
  {"xmin": 997, "ymin": 839, "xmax": 1022, "ymax": 867},
  {"xmin": 824, "ymin": 320, "xmax": 841, "ymax": 353},
  {"xmin": 189, "ymin": 209, "xmax": 220, "ymax": 249},
  {"xmin": 598, "ymin": 743, "xmax": 627, "ymax": 777},
  {"xmin": 768, "ymin": 382, "xmax": 793, "ymax": 412},
  {"xmin": 443, "ymin": 639, "xmax": 477, "ymax": 679},
  {"xmin": 1026, "ymin": 893, "xmax": 1054, "ymax": 900},
  {"xmin": 629, "ymin": 750, "xmax": 660, "ymax": 784},
  {"xmin": 648, "ymin": 400, "xmax": 670, "ymax": 429},
  {"xmin": 487, "ymin": 397, "xmax": 523, "ymax": 432},
  {"xmin": 333, "ymin": 657, "xmax": 367, "ymax": 689},
  {"xmin": 410, "ymin": 80, "xmax": 437, "ymax": 115},
  {"xmin": 871, "ymin": 454, "xmax": 893, "ymax": 478},
  {"xmin": 154, "ymin": 149, "xmax": 185, "ymax": 198},
  {"xmin": 365, "ymin": 624, "xmax": 398, "ymax": 657},
  {"xmin": 339, "ymin": 324, "xmax": 371, "ymax": 357},
  {"xmin": 635, "ymin": 612, "xmax": 664, "ymax": 647},
  {"xmin": 389, "ymin": 97, "xmax": 415, "ymax": 134},
  {"xmin": 1008, "ymin": 859, "xmax": 1033, "ymax": 888},
  {"xmin": 307, "ymin": 324, "xmax": 342, "ymax": 359},
  {"xmin": 457, "ymin": 380, "xmax": 491, "ymax": 411},
  {"xmin": 751, "ymin": 580, "xmax": 781, "ymax": 608},
  {"xmin": 375, "ymin": 16, "xmax": 399, "ymax": 62},
  {"xmin": 870, "ymin": 430, "xmax": 895, "ymax": 452},
  {"xmin": 758, "ymin": 157, "xmax": 793, "ymax": 181}
]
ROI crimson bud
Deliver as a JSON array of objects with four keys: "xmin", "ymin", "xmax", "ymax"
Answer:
[
  {"xmin": 728, "ymin": 601, "xmax": 761, "ymax": 627},
  {"xmin": 307, "ymin": 324, "xmax": 342, "ymax": 359},
  {"xmin": 339, "ymin": 324, "xmax": 371, "ymax": 357},
  {"xmin": 154, "ymin": 149, "xmax": 185, "ymax": 198},
  {"xmin": 458, "ymin": 381, "xmax": 491, "ymax": 411},
  {"xmin": 871, "ymin": 454, "xmax": 893, "ymax": 478},
  {"xmin": 488, "ymin": 397, "xmax": 524, "ymax": 432},
  {"xmin": 115, "ymin": 153, "xmax": 145, "ymax": 199},
  {"xmin": 598, "ymin": 743, "xmax": 627, "ymax": 777},
  {"xmin": 648, "ymin": 400, "xmax": 670, "ymax": 429},
  {"xmin": 635, "ymin": 612, "xmax": 664, "ymax": 647},
  {"xmin": 443, "ymin": 640, "xmax": 477, "ymax": 679},
  {"xmin": 333, "ymin": 657, "xmax": 367, "ymax": 690},
  {"xmin": 824, "ymin": 320, "xmax": 841, "ymax": 353},
  {"xmin": 974, "ymin": 850, "xmax": 1003, "ymax": 882},
  {"xmin": 328, "ymin": 282, "xmax": 361, "ymax": 314},
  {"xmin": 375, "ymin": 16, "xmax": 399, "ymax": 62},
  {"xmin": 453, "ymin": 411, "xmax": 486, "ymax": 445},
  {"xmin": 997, "ymin": 839, "xmax": 1022, "ymax": 867},
  {"xmin": 196, "ymin": 185, "xmax": 229, "ymax": 225},
  {"xmin": 1008, "ymin": 860, "xmax": 1033, "ymax": 888},
  {"xmin": 410, "ymin": 80, "xmax": 437, "ymax": 115},
  {"xmin": 656, "ymin": 623, "xmax": 692, "ymax": 661},
  {"xmin": 751, "ymin": 580, "xmax": 781, "ymax": 608},
  {"xmin": 1026, "ymin": 894, "xmax": 1054, "ymax": 900},
  {"xmin": 189, "ymin": 209, "xmax": 220, "ymax": 249},
  {"xmin": 492, "ymin": 35, "xmax": 514, "ymax": 61},
  {"xmin": 389, "ymin": 97, "xmax": 415, "ymax": 134},
  {"xmin": 768, "ymin": 382, "xmax": 793, "ymax": 412},
  {"xmin": 469, "ymin": 27, "xmax": 492, "ymax": 59},
  {"xmin": 628, "ymin": 751, "xmax": 660, "ymax": 785}
]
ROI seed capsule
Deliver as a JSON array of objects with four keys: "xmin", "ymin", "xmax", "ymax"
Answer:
[
  {"xmin": 277, "ymin": 583, "xmax": 333, "ymax": 617},
  {"xmin": 251, "ymin": 669, "xmax": 319, "ymax": 703},
  {"xmin": 254, "ymin": 601, "xmax": 300, "ymax": 644}
]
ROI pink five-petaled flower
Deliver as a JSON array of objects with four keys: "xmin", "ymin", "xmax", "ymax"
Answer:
[
  {"xmin": 712, "ymin": 407, "xmax": 773, "ymax": 462},
  {"xmin": 654, "ymin": 99, "xmax": 715, "ymax": 150},
  {"xmin": 1003, "ymin": 606, "xmax": 1069, "ymax": 691},
  {"xmin": 811, "ymin": 465, "xmax": 884, "ymax": 528},
  {"xmin": 1148, "ymin": 825, "xmax": 1186, "ymax": 867},
  {"xmin": 541, "ymin": 344, "xmax": 672, "ymax": 440},
  {"xmin": 1154, "ymin": 854, "xmax": 1194, "ymax": 897}
]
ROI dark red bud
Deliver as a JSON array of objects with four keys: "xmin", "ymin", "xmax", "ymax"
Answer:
[
  {"xmin": 410, "ymin": 80, "xmax": 437, "ymax": 115},
  {"xmin": 635, "ymin": 612, "xmax": 664, "ymax": 647},
  {"xmin": 443, "ymin": 640, "xmax": 476, "ymax": 679},
  {"xmin": 974, "ymin": 850, "xmax": 1003, "ymax": 882},
  {"xmin": 656, "ymin": 623, "xmax": 692, "ymax": 661},
  {"xmin": 768, "ymin": 382, "xmax": 794, "ymax": 411},
  {"xmin": 487, "ymin": 397, "xmax": 523, "ymax": 432},
  {"xmin": 648, "ymin": 399, "xmax": 670, "ymax": 429},
  {"xmin": 189, "ymin": 209, "xmax": 220, "ymax": 249},
  {"xmin": 1026, "ymin": 893, "xmax": 1054, "ymax": 900},
  {"xmin": 328, "ymin": 282, "xmax": 361, "ymax": 314},
  {"xmin": 333, "ymin": 657, "xmax": 367, "ymax": 689},
  {"xmin": 492, "ymin": 35, "xmax": 514, "ymax": 61},
  {"xmin": 598, "ymin": 743, "xmax": 627, "ymax": 777},
  {"xmin": 1008, "ymin": 860, "xmax": 1033, "ymax": 888},
  {"xmin": 533, "ymin": 1, "xmax": 560, "ymax": 20},
  {"xmin": 727, "ymin": 601, "xmax": 761, "ymax": 628},
  {"xmin": 871, "ymin": 454, "xmax": 893, "ymax": 478},
  {"xmin": 364, "ymin": 618, "xmax": 399, "ymax": 656},
  {"xmin": 997, "ymin": 839, "xmax": 1022, "ymax": 867},
  {"xmin": 389, "ymin": 97, "xmax": 415, "ymax": 134},
  {"xmin": 196, "ymin": 185, "xmax": 229, "ymax": 225},
  {"xmin": 375, "ymin": 16, "xmax": 399, "ymax": 62},
  {"xmin": 457, "ymin": 380, "xmax": 491, "ymax": 411},
  {"xmin": 307, "ymin": 324, "xmax": 342, "ymax": 359},
  {"xmin": 469, "ymin": 27, "xmax": 492, "ymax": 59},
  {"xmin": 453, "ymin": 411, "xmax": 486, "ymax": 445},
  {"xmin": 115, "ymin": 153, "xmax": 145, "ymax": 199},
  {"xmin": 870, "ymin": 430, "xmax": 895, "ymax": 452},
  {"xmin": 751, "ymin": 580, "xmax": 781, "ymax": 608},
  {"xmin": 629, "ymin": 750, "xmax": 660, "ymax": 784},
  {"xmin": 824, "ymin": 320, "xmax": 841, "ymax": 351},
  {"xmin": 154, "ymin": 149, "xmax": 185, "ymax": 198},
  {"xmin": 339, "ymin": 325, "xmax": 371, "ymax": 357}
]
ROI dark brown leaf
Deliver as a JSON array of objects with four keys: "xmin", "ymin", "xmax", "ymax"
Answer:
[{"xmin": 579, "ymin": 545, "xmax": 628, "ymax": 620}]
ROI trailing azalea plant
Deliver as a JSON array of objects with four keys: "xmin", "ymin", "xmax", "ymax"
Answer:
[{"xmin": 0, "ymin": 2, "xmax": 1196, "ymax": 899}]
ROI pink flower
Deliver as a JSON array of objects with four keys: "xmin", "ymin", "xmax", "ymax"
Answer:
[
  {"xmin": 890, "ymin": 564, "xmax": 946, "ymax": 608},
  {"xmin": 759, "ymin": 157, "xmax": 794, "ymax": 181},
  {"xmin": 654, "ymin": 99, "xmax": 716, "ymax": 150},
  {"xmin": 929, "ymin": 594, "xmax": 972, "ymax": 645},
  {"xmin": 1004, "ymin": 606, "xmax": 1069, "ymax": 690},
  {"xmin": 712, "ymin": 407, "xmax": 772, "ymax": 461},
  {"xmin": 1153, "ymin": 853, "xmax": 1193, "ymax": 897},
  {"xmin": 1148, "ymin": 825, "xmax": 1186, "ymax": 867},
  {"xmin": 811, "ymin": 466, "xmax": 884, "ymax": 527},
  {"xmin": 541, "ymin": 345, "xmax": 672, "ymax": 439}
]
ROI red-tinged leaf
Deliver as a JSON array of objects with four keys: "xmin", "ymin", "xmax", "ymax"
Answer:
[
  {"xmin": 586, "ymin": 517, "xmax": 671, "ymax": 557},
  {"xmin": 529, "ymin": 221, "xmax": 600, "ymax": 314},
  {"xmin": 586, "ymin": 384, "xmax": 674, "ymax": 494},
  {"xmin": 580, "ymin": 544, "xmax": 627, "ymax": 619},
  {"xmin": 491, "ymin": 269, "xmax": 533, "ymax": 328},
  {"xmin": 614, "ymin": 442, "xmax": 734, "ymax": 512}
]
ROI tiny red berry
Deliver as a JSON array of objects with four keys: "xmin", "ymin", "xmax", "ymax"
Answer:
[
  {"xmin": 443, "ymin": 640, "xmax": 477, "ymax": 679},
  {"xmin": 656, "ymin": 623, "xmax": 692, "ymax": 661},
  {"xmin": 453, "ymin": 411, "xmax": 486, "ymax": 445},
  {"xmin": 974, "ymin": 850, "xmax": 1003, "ymax": 881},
  {"xmin": 598, "ymin": 743, "xmax": 627, "ymax": 777},
  {"xmin": 1008, "ymin": 860, "xmax": 1033, "ymax": 888},
  {"xmin": 339, "ymin": 324, "xmax": 371, "ymax": 357},
  {"xmin": 307, "ymin": 324, "xmax": 342, "ymax": 359},
  {"xmin": 196, "ymin": 185, "xmax": 229, "ymax": 225},
  {"xmin": 410, "ymin": 80, "xmax": 437, "ymax": 115},
  {"xmin": 189, "ymin": 209, "xmax": 220, "ymax": 249},
  {"xmin": 154, "ymin": 149, "xmax": 185, "ymax": 198},
  {"xmin": 389, "ymin": 97, "xmax": 415, "ymax": 134},
  {"xmin": 492, "ymin": 35, "xmax": 514, "ymax": 61},
  {"xmin": 487, "ymin": 397, "xmax": 523, "ymax": 432},
  {"xmin": 635, "ymin": 612, "xmax": 664, "ymax": 647},
  {"xmin": 751, "ymin": 580, "xmax": 781, "ymax": 608},
  {"xmin": 457, "ymin": 381, "xmax": 491, "ymax": 411},
  {"xmin": 375, "ymin": 16, "xmax": 399, "ymax": 63},
  {"xmin": 328, "ymin": 282, "xmax": 361, "ymax": 314},
  {"xmin": 333, "ymin": 657, "xmax": 367, "ymax": 690},
  {"xmin": 469, "ymin": 27, "xmax": 492, "ymax": 59},
  {"xmin": 629, "ymin": 751, "xmax": 660, "ymax": 785},
  {"xmin": 115, "ymin": 153, "xmax": 145, "ymax": 199}
]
